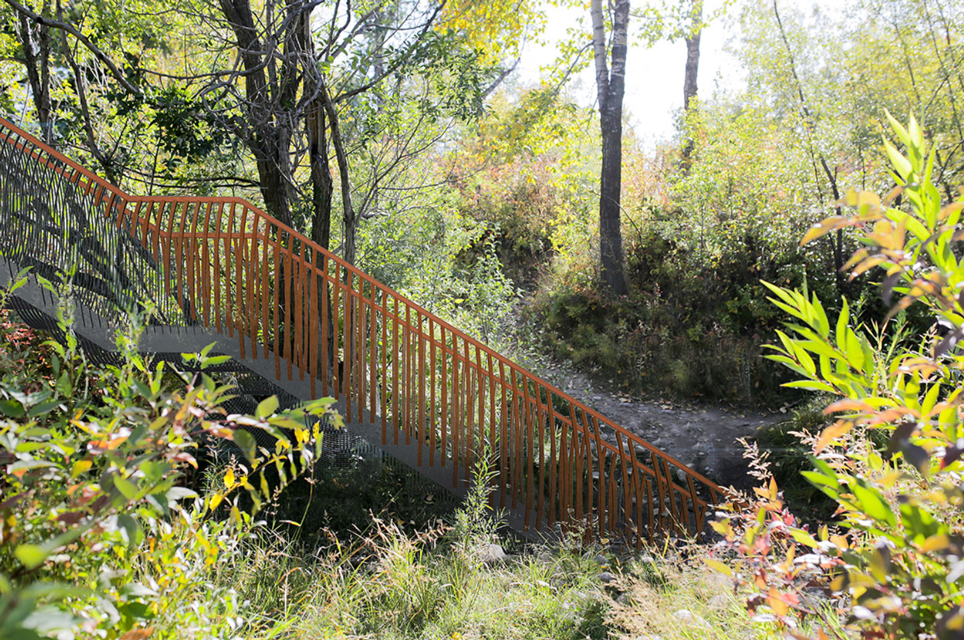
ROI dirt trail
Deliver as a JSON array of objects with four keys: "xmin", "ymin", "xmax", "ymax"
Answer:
[{"xmin": 508, "ymin": 350, "xmax": 784, "ymax": 491}]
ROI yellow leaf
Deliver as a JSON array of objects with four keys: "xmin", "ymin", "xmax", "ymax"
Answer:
[
  {"xmin": 71, "ymin": 459, "xmax": 92, "ymax": 478},
  {"xmin": 224, "ymin": 468, "xmax": 235, "ymax": 489},
  {"xmin": 768, "ymin": 589, "xmax": 789, "ymax": 617},
  {"xmin": 209, "ymin": 493, "xmax": 223, "ymax": 510},
  {"xmin": 800, "ymin": 217, "xmax": 848, "ymax": 245},
  {"xmin": 815, "ymin": 420, "xmax": 853, "ymax": 453},
  {"xmin": 789, "ymin": 529, "xmax": 820, "ymax": 548},
  {"xmin": 704, "ymin": 558, "xmax": 732, "ymax": 577},
  {"xmin": 921, "ymin": 533, "xmax": 950, "ymax": 553},
  {"xmin": 830, "ymin": 534, "xmax": 849, "ymax": 550}
]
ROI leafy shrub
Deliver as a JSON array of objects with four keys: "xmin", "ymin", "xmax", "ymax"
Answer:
[
  {"xmin": 0, "ymin": 285, "xmax": 329, "ymax": 639},
  {"xmin": 710, "ymin": 115, "xmax": 964, "ymax": 639}
]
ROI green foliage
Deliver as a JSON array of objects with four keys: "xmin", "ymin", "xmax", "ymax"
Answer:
[
  {"xmin": 530, "ymin": 249, "xmax": 797, "ymax": 405},
  {"xmin": 0, "ymin": 293, "xmax": 328, "ymax": 638},
  {"xmin": 358, "ymin": 201, "xmax": 517, "ymax": 345},
  {"xmin": 711, "ymin": 117, "xmax": 964, "ymax": 639}
]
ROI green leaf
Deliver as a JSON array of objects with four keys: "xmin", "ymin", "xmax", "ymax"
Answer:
[
  {"xmin": 801, "ymin": 471, "xmax": 841, "ymax": 498},
  {"xmin": 201, "ymin": 355, "xmax": 231, "ymax": 369},
  {"xmin": 233, "ymin": 429, "xmax": 257, "ymax": 465},
  {"xmin": 883, "ymin": 138, "xmax": 912, "ymax": 180},
  {"xmin": 0, "ymin": 400, "xmax": 25, "ymax": 418},
  {"xmin": 845, "ymin": 329, "xmax": 865, "ymax": 372},
  {"xmin": 56, "ymin": 372, "xmax": 72, "ymax": 397},
  {"xmin": 116, "ymin": 513, "xmax": 143, "ymax": 548},
  {"xmin": 113, "ymin": 475, "xmax": 138, "ymax": 501},
  {"xmin": 14, "ymin": 544, "xmax": 48, "ymax": 570},
  {"xmin": 851, "ymin": 481, "xmax": 896, "ymax": 527},
  {"xmin": 885, "ymin": 110, "xmax": 911, "ymax": 147},
  {"xmin": 8, "ymin": 460, "xmax": 56, "ymax": 474},
  {"xmin": 835, "ymin": 298, "xmax": 850, "ymax": 351},
  {"xmin": 256, "ymin": 396, "xmax": 279, "ymax": 419},
  {"xmin": 27, "ymin": 400, "xmax": 61, "ymax": 418},
  {"xmin": 782, "ymin": 380, "xmax": 836, "ymax": 393}
]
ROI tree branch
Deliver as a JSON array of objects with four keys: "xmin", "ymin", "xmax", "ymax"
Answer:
[{"xmin": 3, "ymin": 0, "xmax": 141, "ymax": 95}]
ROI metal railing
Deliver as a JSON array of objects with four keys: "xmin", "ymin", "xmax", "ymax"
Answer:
[{"xmin": 0, "ymin": 117, "xmax": 721, "ymax": 544}]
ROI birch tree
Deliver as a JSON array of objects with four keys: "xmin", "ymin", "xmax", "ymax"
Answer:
[{"xmin": 591, "ymin": 0, "xmax": 630, "ymax": 295}]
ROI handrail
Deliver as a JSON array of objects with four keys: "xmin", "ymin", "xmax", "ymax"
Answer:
[{"xmin": 0, "ymin": 117, "xmax": 721, "ymax": 544}]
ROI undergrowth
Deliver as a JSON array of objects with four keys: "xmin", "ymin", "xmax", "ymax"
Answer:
[{"xmin": 0, "ymin": 300, "xmax": 833, "ymax": 639}]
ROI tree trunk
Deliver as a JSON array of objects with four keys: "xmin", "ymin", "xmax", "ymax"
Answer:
[
  {"xmin": 591, "ymin": 0, "xmax": 629, "ymax": 296},
  {"xmin": 218, "ymin": 0, "xmax": 294, "ymax": 227},
  {"xmin": 251, "ymin": 130, "xmax": 294, "ymax": 227},
  {"xmin": 599, "ymin": 111, "xmax": 627, "ymax": 295},
  {"xmin": 680, "ymin": 0, "xmax": 702, "ymax": 172},
  {"xmin": 307, "ymin": 96, "xmax": 333, "ymax": 251},
  {"xmin": 683, "ymin": 1, "xmax": 702, "ymax": 111},
  {"xmin": 18, "ymin": 11, "xmax": 53, "ymax": 146},
  {"xmin": 319, "ymin": 79, "xmax": 355, "ymax": 266}
]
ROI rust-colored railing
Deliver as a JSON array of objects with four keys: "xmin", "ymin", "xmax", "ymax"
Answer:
[{"xmin": 0, "ymin": 117, "xmax": 721, "ymax": 544}]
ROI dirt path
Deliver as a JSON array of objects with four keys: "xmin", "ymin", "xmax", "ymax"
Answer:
[{"xmin": 507, "ymin": 349, "xmax": 784, "ymax": 491}]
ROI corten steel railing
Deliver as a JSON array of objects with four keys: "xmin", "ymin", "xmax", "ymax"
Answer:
[{"xmin": 0, "ymin": 117, "xmax": 722, "ymax": 544}]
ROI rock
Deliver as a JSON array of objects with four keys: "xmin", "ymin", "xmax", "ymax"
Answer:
[
  {"xmin": 599, "ymin": 571, "xmax": 617, "ymax": 583},
  {"xmin": 673, "ymin": 609, "xmax": 711, "ymax": 629},
  {"xmin": 634, "ymin": 635, "xmax": 662, "ymax": 640},
  {"xmin": 594, "ymin": 553, "xmax": 609, "ymax": 566},
  {"xmin": 482, "ymin": 543, "xmax": 507, "ymax": 564},
  {"xmin": 709, "ymin": 594, "xmax": 729, "ymax": 609}
]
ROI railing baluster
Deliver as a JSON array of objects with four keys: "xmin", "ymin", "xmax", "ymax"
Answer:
[
  {"xmin": 369, "ymin": 281, "xmax": 377, "ymax": 421},
  {"xmin": 356, "ymin": 275, "xmax": 364, "ymax": 418},
  {"xmin": 439, "ymin": 324, "xmax": 447, "ymax": 464},
  {"xmin": 309, "ymin": 248, "xmax": 319, "ymax": 399},
  {"xmin": 499, "ymin": 361, "xmax": 509, "ymax": 510},
  {"xmin": 547, "ymin": 395, "xmax": 557, "ymax": 527},
  {"xmin": 321, "ymin": 253, "xmax": 330, "ymax": 397},
  {"xmin": 521, "ymin": 373, "xmax": 534, "ymax": 530},
  {"xmin": 451, "ymin": 332, "xmax": 460, "ymax": 487},
  {"xmin": 381, "ymin": 288, "xmax": 389, "ymax": 441},
  {"xmin": 429, "ymin": 317, "xmax": 437, "ymax": 466},
  {"xmin": 341, "ymin": 272, "xmax": 352, "ymax": 418},
  {"xmin": 392, "ymin": 296, "xmax": 399, "ymax": 444},
  {"xmin": 511, "ymin": 368, "xmax": 522, "ymax": 511},
  {"xmin": 402, "ymin": 304, "xmax": 410, "ymax": 444},
  {"xmin": 417, "ymin": 311, "xmax": 425, "ymax": 465},
  {"xmin": 464, "ymin": 340, "xmax": 473, "ymax": 484},
  {"xmin": 294, "ymin": 238, "xmax": 304, "ymax": 375},
  {"xmin": 331, "ymin": 262, "xmax": 341, "ymax": 400}
]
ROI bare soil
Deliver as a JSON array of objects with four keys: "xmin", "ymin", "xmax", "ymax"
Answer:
[{"xmin": 508, "ymin": 349, "xmax": 784, "ymax": 491}]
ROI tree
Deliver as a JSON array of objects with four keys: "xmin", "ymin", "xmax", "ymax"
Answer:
[
  {"xmin": 2, "ymin": 0, "xmax": 532, "ymax": 268},
  {"xmin": 590, "ymin": 0, "xmax": 630, "ymax": 296},
  {"xmin": 680, "ymin": 0, "xmax": 702, "ymax": 171}
]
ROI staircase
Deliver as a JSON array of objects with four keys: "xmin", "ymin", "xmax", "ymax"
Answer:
[{"xmin": 0, "ymin": 117, "xmax": 721, "ymax": 546}]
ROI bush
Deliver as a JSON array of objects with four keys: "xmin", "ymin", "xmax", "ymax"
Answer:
[
  {"xmin": 710, "ymin": 115, "xmax": 964, "ymax": 639},
  {"xmin": 0, "ymin": 284, "xmax": 328, "ymax": 639}
]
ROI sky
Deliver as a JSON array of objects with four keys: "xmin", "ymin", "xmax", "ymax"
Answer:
[{"xmin": 515, "ymin": 0, "xmax": 838, "ymax": 147}]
